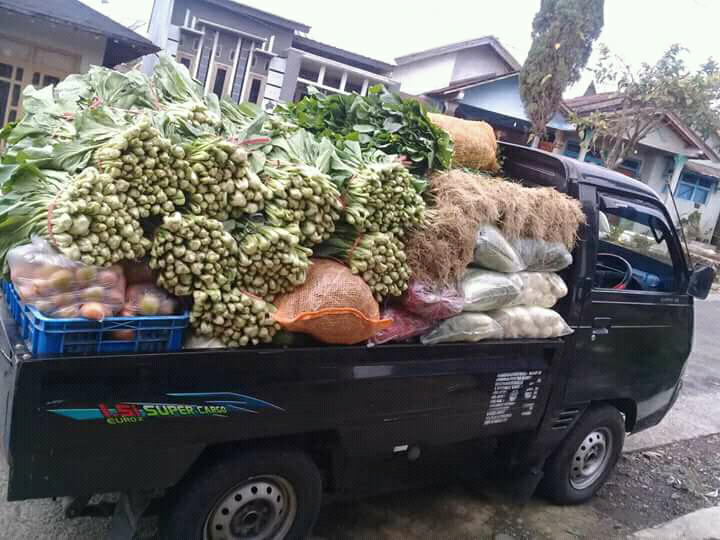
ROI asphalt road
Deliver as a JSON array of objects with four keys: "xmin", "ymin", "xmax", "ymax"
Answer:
[{"xmin": 1, "ymin": 298, "xmax": 719, "ymax": 540}]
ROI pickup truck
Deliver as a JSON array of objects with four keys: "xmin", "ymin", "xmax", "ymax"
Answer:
[{"xmin": 0, "ymin": 143, "xmax": 714, "ymax": 540}]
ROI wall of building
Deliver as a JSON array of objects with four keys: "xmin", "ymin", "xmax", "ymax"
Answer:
[
  {"xmin": 675, "ymin": 192, "xmax": 720, "ymax": 240},
  {"xmin": 171, "ymin": 0, "xmax": 294, "ymax": 54},
  {"xmin": 0, "ymin": 11, "xmax": 105, "ymax": 72},
  {"xmin": 451, "ymin": 44, "xmax": 511, "ymax": 82},
  {"xmin": 642, "ymin": 123, "xmax": 700, "ymax": 157},
  {"xmin": 393, "ymin": 52, "xmax": 456, "ymax": 95}
]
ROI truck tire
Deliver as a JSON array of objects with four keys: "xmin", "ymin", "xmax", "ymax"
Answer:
[
  {"xmin": 162, "ymin": 449, "xmax": 322, "ymax": 540},
  {"xmin": 540, "ymin": 405, "xmax": 625, "ymax": 504}
]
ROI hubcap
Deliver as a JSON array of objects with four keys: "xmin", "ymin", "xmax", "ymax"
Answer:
[
  {"xmin": 204, "ymin": 475, "xmax": 297, "ymax": 540},
  {"xmin": 569, "ymin": 427, "xmax": 612, "ymax": 490}
]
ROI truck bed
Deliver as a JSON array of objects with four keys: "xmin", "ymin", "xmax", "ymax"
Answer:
[{"xmin": 0, "ymin": 295, "xmax": 564, "ymax": 501}]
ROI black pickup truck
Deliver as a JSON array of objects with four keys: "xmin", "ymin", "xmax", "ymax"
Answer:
[{"xmin": 0, "ymin": 143, "xmax": 714, "ymax": 540}]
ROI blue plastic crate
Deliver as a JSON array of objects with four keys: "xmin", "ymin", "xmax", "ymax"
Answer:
[
  {"xmin": 4, "ymin": 281, "xmax": 188, "ymax": 356},
  {"xmin": 25, "ymin": 307, "xmax": 189, "ymax": 356},
  {"xmin": 3, "ymin": 281, "xmax": 30, "ymax": 338}
]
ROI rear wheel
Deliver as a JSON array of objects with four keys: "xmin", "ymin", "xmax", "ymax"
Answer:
[
  {"xmin": 540, "ymin": 405, "xmax": 625, "ymax": 504},
  {"xmin": 162, "ymin": 449, "xmax": 322, "ymax": 540}
]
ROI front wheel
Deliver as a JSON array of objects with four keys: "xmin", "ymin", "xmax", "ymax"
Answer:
[
  {"xmin": 540, "ymin": 405, "xmax": 625, "ymax": 504},
  {"xmin": 162, "ymin": 449, "xmax": 322, "ymax": 540}
]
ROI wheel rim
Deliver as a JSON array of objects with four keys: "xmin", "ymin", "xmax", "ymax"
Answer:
[
  {"xmin": 569, "ymin": 427, "xmax": 613, "ymax": 490},
  {"xmin": 204, "ymin": 475, "xmax": 297, "ymax": 540}
]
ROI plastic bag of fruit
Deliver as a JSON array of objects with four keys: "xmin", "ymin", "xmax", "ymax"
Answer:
[
  {"xmin": 7, "ymin": 237, "xmax": 125, "ymax": 320},
  {"xmin": 122, "ymin": 284, "xmax": 178, "ymax": 316}
]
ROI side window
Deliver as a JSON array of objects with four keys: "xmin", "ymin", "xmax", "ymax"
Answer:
[{"xmin": 596, "ymin": 195, "xmax": 679, "ymax": 293}]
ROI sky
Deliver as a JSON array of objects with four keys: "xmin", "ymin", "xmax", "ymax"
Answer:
[{"xmin": 82, "ymin": 0, "xmax": 720, "ymax": 97}]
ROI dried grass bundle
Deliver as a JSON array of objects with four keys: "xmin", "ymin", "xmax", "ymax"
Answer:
[
  {"xmin": 406, "ymin": 170, "xmax": 585, "ymax": 284},
  {"xmin": 428, "ymin": 113, "xmax": 498, "ymax": 172}
]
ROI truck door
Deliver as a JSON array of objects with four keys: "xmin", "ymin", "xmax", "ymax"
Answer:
[{"xmin": 567, "ymin": 187, "xmax": 692, "ymax": 423}]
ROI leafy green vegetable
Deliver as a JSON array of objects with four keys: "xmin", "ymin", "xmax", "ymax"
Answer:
[{"xmin": 279, "ymin": 86, "xmax": 453, "ymax": 174}]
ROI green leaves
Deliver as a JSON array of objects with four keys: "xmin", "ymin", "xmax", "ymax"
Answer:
[{"xmin": 280, "ymin": 87, "xmax": 453, "ymax": 174}]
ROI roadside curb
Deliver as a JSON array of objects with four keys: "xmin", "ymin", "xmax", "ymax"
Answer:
[{"xmin": 630, "ymin": 504, "xmax": 720, "ymax": 539}]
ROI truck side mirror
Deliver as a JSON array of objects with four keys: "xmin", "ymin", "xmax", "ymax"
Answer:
[{"xmin": 688, "ymin": 265, "xmax": 715, "ymax": 299}]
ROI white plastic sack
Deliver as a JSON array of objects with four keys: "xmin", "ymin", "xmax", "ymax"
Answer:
[
  {"xmin": 473, "ymin": 225, "xmax": 525, "ymax": 273},
  {"xmin": 420, "ymin": 312, "xmax": 503, "ymax": 344},
  {"xmin": 489, "ymin": 306, "xmax": 573, "ymax": 339},
  {"xmin": 461, "ymin": 269, "xmax": 521, "ymax": 312},
  {"xmin": 510, "ymin": 238, "xmax": 572, "ymax": 272},
  {"xmin": 509, "ymin": 272, "xmax": 568, "ymax": 308}
]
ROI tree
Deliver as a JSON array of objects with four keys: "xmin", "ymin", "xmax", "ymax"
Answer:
[
  {"xmin": 520, "ymin": 0, "xmax": 605, "ymax": 145},
  {"xmin": 572, "ymin": 45, "xmax": 720, "ymax": 170}
]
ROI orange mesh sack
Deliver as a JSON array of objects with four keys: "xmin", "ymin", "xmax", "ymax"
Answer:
[{"xmin": 273, "ymin": 259, "xmax": 392, "ymax": 344}]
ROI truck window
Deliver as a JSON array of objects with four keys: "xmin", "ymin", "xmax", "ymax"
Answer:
[{"xmin": 596, "ymin": 196, "xmax": 678, "ymax": 292}]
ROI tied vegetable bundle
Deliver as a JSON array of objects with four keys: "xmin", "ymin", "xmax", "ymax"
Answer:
[
  {"xmin": 149, "ymin": 213, "xmax": 238, "ymax": 296},
  {"xmin": 263, "ymin": 162, "xmax": 342, "ymax": 245},
  {"xmin": 317, "ymin": 226, "xmax": 410, "ymax": 301},
  {"xmin": 233, "ymin": 221, "xmax": 312, "ymax": 299},
  {"xmin": 185, "ymin": 137, "xmax": 273, "ymax": 220},
  {"xmin": 191, "ymin": 288, "xmax": 279, "ymax": 346},
  {"xmin": 50, "ymin": 167, "xmax": 150, "ymax": 266}
]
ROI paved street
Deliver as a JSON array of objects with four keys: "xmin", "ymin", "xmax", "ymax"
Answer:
[{"xmin": 0, "ymin": 298, "xmax": 719, "ymax": 540}]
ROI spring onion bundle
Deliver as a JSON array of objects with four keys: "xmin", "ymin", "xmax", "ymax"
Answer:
[
  {"xmin": 50, "ymin": 167, "xmax": 150, "ymax": 265},
  {"xmin": 235, "ymin": 222, "xmax": 312, "ymax": 298},
  {"xmin": 191, "ymin": 288, "xmax": 279, "ymax": 346},
  {"xmin": 149, "ymin": 213, "xmax": 238, "ymax": 296},
  {"xmin": 263, "ymin": 162, "xmax": 342, "ymax": 246}
]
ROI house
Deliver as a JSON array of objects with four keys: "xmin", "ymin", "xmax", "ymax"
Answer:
[
  {"xmin": 145, "ymin": 0, "xmax": 395, "ymax": 110},
  {"xmin": 564, "ymin": 92, "xmax": 720, "ymax": 242},
  {"xmin": 0, "ymin": 0, "xmax": 158, "ymax": 127},
  {"xmin": 393, "ymin": 36, "xmax": 576, "ymax": 146}
]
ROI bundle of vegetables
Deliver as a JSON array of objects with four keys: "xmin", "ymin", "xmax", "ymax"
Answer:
[
  {"xmin": 191, "ymin": 288, "xmax": 279, "ymax": 346},
  {"xmin": 263, "ymin": 162, "xmax": 342, "ymax": 245},
  {"xmin": 50, "ymin": 167, "xmax": 150, "ymax": 265},
  {"xmin": 317, "ymin": 226, "xmax": 410, "ymax": 300},
  {"xmin": 149, "ymin": 213, "xmax": 238, "ymax": 296},
  {"xmin": 342, "ymin": 160, "xmax": 425, "ymax": 236},
  {"xmin": 279, "ymin": 86, "xmax": 452, "ymax": 174},
  {"xmin": 93, "ymin": 121, "xmax": 187, "ymax": 218},
  {"xmin": 234, "ymin": 221, "xmax": 312, "ymax": 298},
  {"xmin": 184, "ymin": 136, "xmax": 273, "ymax": 220}
]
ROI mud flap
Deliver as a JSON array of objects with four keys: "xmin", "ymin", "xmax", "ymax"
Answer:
[{"xmin": 108, "ymin": 491, "xmax": 153, "ymax": 540}]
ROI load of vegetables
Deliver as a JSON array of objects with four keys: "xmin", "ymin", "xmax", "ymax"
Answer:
[{"xmin": 1, "ymin": 53, "xmax": 582, "ymax": 350}]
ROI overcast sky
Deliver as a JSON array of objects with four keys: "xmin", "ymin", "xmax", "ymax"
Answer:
[{"xmin": 83, "ymin": 0, "xmax": 720, "ymax": 96}]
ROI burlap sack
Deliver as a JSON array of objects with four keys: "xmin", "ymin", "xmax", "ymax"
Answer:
[
  {"xmin": 428, "ymin": 113, "xmax": 498, "ymax": 171},
  {"xmin": 273, "ymin": 259, "xmax": 392, "ymax": 344}
]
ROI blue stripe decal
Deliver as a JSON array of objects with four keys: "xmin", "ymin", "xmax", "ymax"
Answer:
[{"xmin": 47, "ymin": 408, "xmax": 106, "ymax": 420}]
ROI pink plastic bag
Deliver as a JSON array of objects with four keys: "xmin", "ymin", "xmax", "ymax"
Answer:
[
  {"xmin": 369, "ymin": 306, "xmax": 432, "ymax": 345},
  {"xmin": 401, "ymin": 280, "xmax": 463, "ymax": 321}
]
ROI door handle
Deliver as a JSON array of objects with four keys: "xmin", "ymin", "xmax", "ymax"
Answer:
[{"xmin": 591, "ymin": 317, "xmax": 612, "ymax": 341}]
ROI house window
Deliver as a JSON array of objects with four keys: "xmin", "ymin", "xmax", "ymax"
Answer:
[
  {"xmin": 617, "ymin": 158, "xmax": 641, "ymax": 179},
  {"xmin": 42, "ymin": 75, "xmax": 60, "ymax": 87},
  {"xmin": 675, "ymin": 173, "xmax": 714, "ymax": 204},
  {"xmin": 215, "ymin": 45, "xmax": 222, "ymax": 58},
  {"xmin": 251, "ymin": 55, "xmax": 257, "ymax": 67},
  {"xmin": 563, "ymin": 141, "xmax": 603, "ymax": 165},
  {"xmin": 248, "ymin": 78, "xmax": 262, "ymax": 104},
  {"xmin": 179, "ymin": 57, "xmax": 191, "ymax": 69},
  {"xmin": 213, "ymin": 68, "xmax": 227, "ymax": 97},
  {"xmin": 193, "ymin": 38, "xmax": 200, "ymax": 50},
  {"xmin": 229, "ymin": 49, "xmax": 235, "ymax": 61}
]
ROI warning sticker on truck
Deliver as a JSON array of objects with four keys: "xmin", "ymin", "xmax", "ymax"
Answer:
[{"xmin": 483, "ymin": 370, "xmax": 543, "ymax": 426}]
